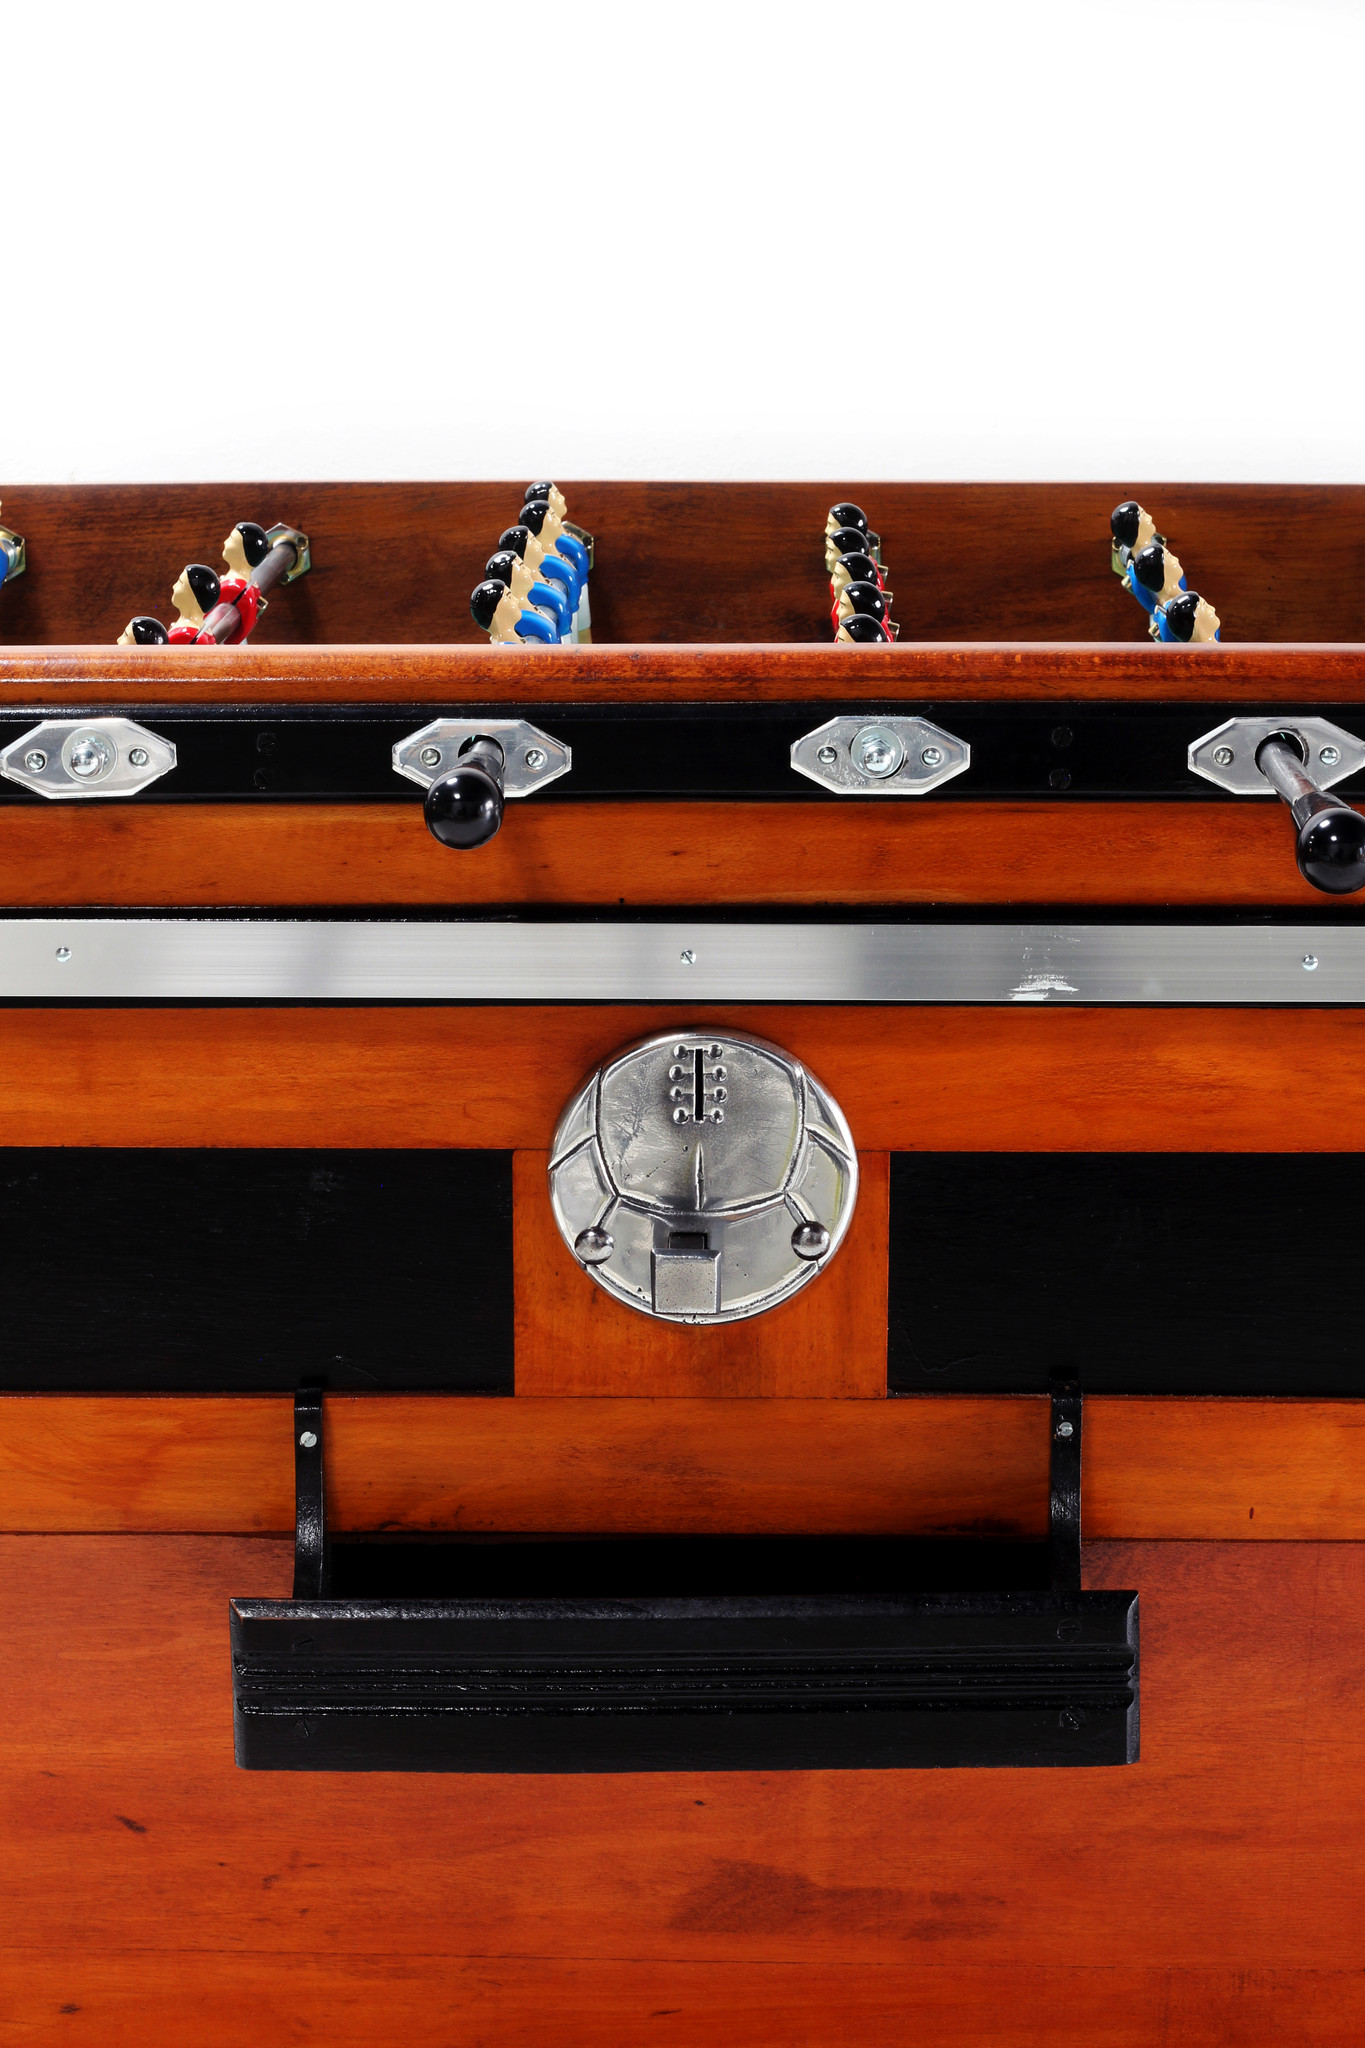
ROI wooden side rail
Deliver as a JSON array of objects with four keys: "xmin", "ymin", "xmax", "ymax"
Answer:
[
  {"xmin": 2, "ymin": 640, "xmax": 1365, "ymax": 703},
  {"xmin": 4, "ymin": 1394, "xmax": 1364, "ymax": 1540}
]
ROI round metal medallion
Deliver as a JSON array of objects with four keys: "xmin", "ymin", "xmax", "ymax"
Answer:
[{"xmin": 548, "ymin": 1028, "xmax": 858, "ymax": 1324}]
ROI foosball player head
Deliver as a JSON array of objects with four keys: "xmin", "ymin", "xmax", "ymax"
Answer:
[
  {"xmin": 471, "ymin": 576, "xmax": 559, "ymax": 645},
  {"xmin": 520, "ymin": 496, "xmax": 590, "ymax": 582},
  {"xmin": 831, "ymin": 551, "xmax": 889, "ymax": 602},
  {"xmin": 524, "ymin": 481, "xmax": 567, "ymax": 521},
  {"xmin": 1156, "ymin": 590, "xmax": 1221, "ymax": 643},
  {"xmin": 524, "ymin": 484, "xmax": 594, "ymax": 562},
  {"xmin": 837, "ymin": 580, "xmax": 893, "ymax": 630},
  {"xmin": 1129, "ymin": 539, "xmax": 1185, "ymax": 618},
  {"xmin": 836, "ymin": 613, "xmax": 893, "ymax": 643},
  {"xmin": 168, "ymin": 564, "xmax": 221, "ymax": 641},
  {"xmin": 117, "ymin": 616, "xmax": 169, "ymax": 646},
  {"xmin": 825, "ymin": 501, "xmax": 881, "ymax": 552},
  {"xmin": 222, "ymin": 521, "xmax": 273, "ymax": 580},
  {"xmin": 825, "ymin": 524, "xmax": 882, "ymax": 575},
  {"xmin": 1110, "ymin": 499, "xmax": 1158, "ymax": 577}
]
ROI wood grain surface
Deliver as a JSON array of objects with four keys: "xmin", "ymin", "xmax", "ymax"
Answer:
[
  {"xmin": 6, "ymin": 1394, "xmax": 1365, "ymax": 1540},
  {"xmin": 512, "ymin": 1151, "xmax": 889, "ymax": 1398},
  {"xmin": 0, "ymin": 797, "xmax": 1351, "ymax": 906},
  {"xmin": 0, "ymin": 1006, "xmax": 1362, "ymax": 1153},
  {"xmin": 4, "ymin": 1532, "xmax": 1364, "ymax": 2044},
  {"xmin": 4, "ymin": 639, "xmax": 1365, "ymax": 705},
  {"xmin": 1, "ymin": 480, "xmax": 1363, "ymax": 645}
]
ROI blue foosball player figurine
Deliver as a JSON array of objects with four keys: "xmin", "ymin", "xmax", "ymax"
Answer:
[
  {"xmin": 485, "ymin": 549, "xmax": 572, "ymax": 642},
  {"xmin": 499, "ymin": 524, "xmax": 581, "ymax": 642},
  {"xmin": 522, "ymin": 482, "xmax": 594, "ymax": 568},
  {"xmin": 1128, "ymin": 539, "xmax": 1188, "ymax": 636},
  {"xmin": 0, "ymin": 505, "xmax": 26, "ymax": 591},
  {"xmin": 471, "ymin": 576, "xmax": 560, "ymax": 645},
  {"xmin": 1154, "ymin": 590, "xmax": 1221, "ymax": 643},
  {"xmin": 1110, "ymin": 499, "xmax": 1158, "ymax": 580},
  {"xmin": 519, "ymin": 495, "xmax": 591, "ymax": 641}
]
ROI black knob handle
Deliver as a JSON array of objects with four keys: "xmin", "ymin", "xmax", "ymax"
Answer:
[
  {"xmin": 1256, "ymin": 735, "xmax": 1365, "ymax": 895},
  {"xmin": 424, "ymin": 736, "xmax": 505, "ymax": 849}
]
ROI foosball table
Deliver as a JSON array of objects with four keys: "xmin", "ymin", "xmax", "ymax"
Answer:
[{"xmin": 4, "ymin": 480, "xmax": 1364, "ymax": 2042}]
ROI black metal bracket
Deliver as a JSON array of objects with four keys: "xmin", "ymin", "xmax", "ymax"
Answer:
[
  {"xmin": 291, "ymin": 1384, "xmax": 329, "ymax": 1599},
  {"xmin": 235, "ymin": 1371, "xmax": 1135, "ymax": 1775}
]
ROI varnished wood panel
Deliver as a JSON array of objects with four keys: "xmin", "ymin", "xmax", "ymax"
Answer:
[
  {"xmin": 5, "ymin": 638, "xmax": 1365, "ymax": 704},
  {"xmin": 7, "ymin": 1394, "xmax": 1365, "ymax": 1540},
  {"xmin": 3, "ymin": 1534, "xmax": 1365, "ymax": 2044},
  {"xmin": 0, "ymin": 797, "xmax": 1351, "ymax": 907},
  {"xmin": 2, "ymin": 481, "xmax": 1364, "ymax": 644},
  {"xmin": 0, "ymin": 1006, "xmax": 1363, "ymax": 1154},
  {"xmin": 512, "ymin": 1150, "xmax": 888, "ymax": 1398}
]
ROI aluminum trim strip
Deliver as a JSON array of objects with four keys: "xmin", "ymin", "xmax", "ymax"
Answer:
[{"xmin": 0, "ymin": 919, "xmax": 1357, "ymax": 1002}]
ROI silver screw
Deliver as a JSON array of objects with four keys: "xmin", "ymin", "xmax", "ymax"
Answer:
[
  {"xmin": 23, "ymin": 750, "xmax": 46, "ymax": 773},
  {"xmin": 1056, "ymin": 1419, "xmax": 1074, "ymax": 1439},
  {"xmin": 524, "ymin": 747, "xmax": 547, "ymax": 771},
  {"xmin": 1303, "ymin": 955, "xmax": 1319, "ymax": 971},
  {"xmin": 1212, "ymin": 746, "xmax": 1234, "ymax": 767},
  {"xmin": 852, "ymin": 724, "xmax": 905, "ymax": 779},
  {"xmin": 921, "ymin": 746, "xmax": 945, "ymax": 768},
  {"xmin": 1320, "ymin": 746, "xmax": 1341, "ymax": 767},
  {"xmin": 55, "ymin": 946, "xmax": 71, "ymax": 962},
  {"xmin": 791, "ymin": 1221, "xmax": 831, "ymax": 1260},
  {"xmin": 419, "ymin": 745, "xmax": 442, "ymax": 768},
  {"xmin": 816, "ymin": 744, "xmax": 838, "ymax": 765},
  {"xmin": 574, "ymin": 1225, "xmax": 614, "ymax": 1265},
  {"xmin": 671, "ymin": 1106, "xmax": 689, "ymax": 1125},
  {"xmin": 708, "ymin": 1107, "xmax": 725, "ymax": 1123},
  {"xmin": 298, "ymin": 1430, "xmax": 318, "ymax": 1448},
  {"xmin": 128, "ymin": 747, "xmax": 149, "ymax": 768},
  {"xmin": 68, "ymin": 736, "xmax": 110, "ymax": 778},
  {"xmin": 680, "ymin": 949, "xmax": 696, "ymax": 965}
]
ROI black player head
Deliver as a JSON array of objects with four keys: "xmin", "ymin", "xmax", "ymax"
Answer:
[
  {"xmin": 828, "ymin": 525, "xmax": 874, "ymax": 561},
  {"xmin": 1131, "ymin": 541, "xmax": 1168, "ymax": 594},
  {"xmin": 827, "ymin": 502, "xmax": 869, "ymax": 535},
  {"xmin": 471, "ymin": 578, "xmax": 513, "ymax": 631},
  {"xmin": 499, "ymin": 525, "xmax": 532, "ymax": 559},
  {"xmin": 1110, "ymin": 501, "xmax": 1142, "ymax": 549},
  {"xmin": 519, "ymin": 499, "xmax": 551, "ymax": 537},
  {"xmin": 119, "ymin": 615, "xmax": 169, "ymax": 645},
  {"xmin": 229, "ymin": 521, "xmax": 273, "ymax": 571},
  {"xmin": 485, "ymin": 550, "xmax": 522, "ymax": 586},
  {"xmin": 1160, "ymin": 592, "xmax": 1201, "ymax": 642},
  {"xmin": 183, "ymin": 563, "xmax": 221, "ymax": 611},
  {"xmin": 524, "ymin": 482, "xmax": 554, "ymax": 505},
  {"xmin": 839, "ymin": 581, "xmax": 890, "ymax": 624},
  {"xmin": 837, "ymin": 613, "xmax": 891, "ymax": 643},
  {"xmin": 833, "ymin": 550, "xmax": 880, "ymax": 587}
]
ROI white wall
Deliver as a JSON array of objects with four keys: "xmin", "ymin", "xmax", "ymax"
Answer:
[{"xmin": 4, "ymin": 0, "xmax": 1360, "ymax": 483}]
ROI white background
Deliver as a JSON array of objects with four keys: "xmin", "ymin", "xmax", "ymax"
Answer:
[{"xmin": 2, "ymin": 0, "xmax": 1360, "ymax": 483}]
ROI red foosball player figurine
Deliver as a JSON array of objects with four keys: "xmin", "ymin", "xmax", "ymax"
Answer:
[
  {"xmin": 836, "ymin": 614, "xmax": 893, "ymax": 644},
  {"xmin": 166, "ymin": 565, "xmax": 221, "ymax": 643},
  {"xmin": 835, "ymin": 580, "xmax": 898, "ymax": 638},
  {"xmin": 826, "ymin": 527, "xmax": 887, "ymax": 584},
  {"xmin": 825, "ymin": 501, "xmax": 882, "ymax": 563},
  {"xmin": 830, "ymin": 549, "xmax": 891, "ymax": 629},
  {"xmin": 214, "ymin": 521, "xmax": 273, "ymax": 642}
]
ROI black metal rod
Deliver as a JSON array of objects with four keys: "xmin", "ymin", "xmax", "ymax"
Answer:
[
  {"xmin": 203, "ymin": 536, "xmax": 300, "ymax": 645},
  {"xmin": 1048, "ymin": 1376, "xmax": 1082, "ymax": 1593},
  {"xmin": 292, "ymin": 1383, "xmax": 330, "ymax": 1598}
]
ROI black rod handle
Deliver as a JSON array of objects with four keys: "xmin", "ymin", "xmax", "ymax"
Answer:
[
  {"xmin": 424, "ymin": 734, "xmax": 505, "ymax": 849},
  {"xmin": 1257, "ymin": 735, "xmax": 1365, "ymax": 895}
]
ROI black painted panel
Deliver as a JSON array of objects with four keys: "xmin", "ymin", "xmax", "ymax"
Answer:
[
  {"xmin": 2, "ymin": 701, "xmax": 1364, "ymax": 802},
  {"xmin": 889, "ymin": 1153, "xmax": 1365, "ymax": 1395},
  {"xmin": 0, "ymin": 1149, "xmax": 512, "ymax": 1392}
]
